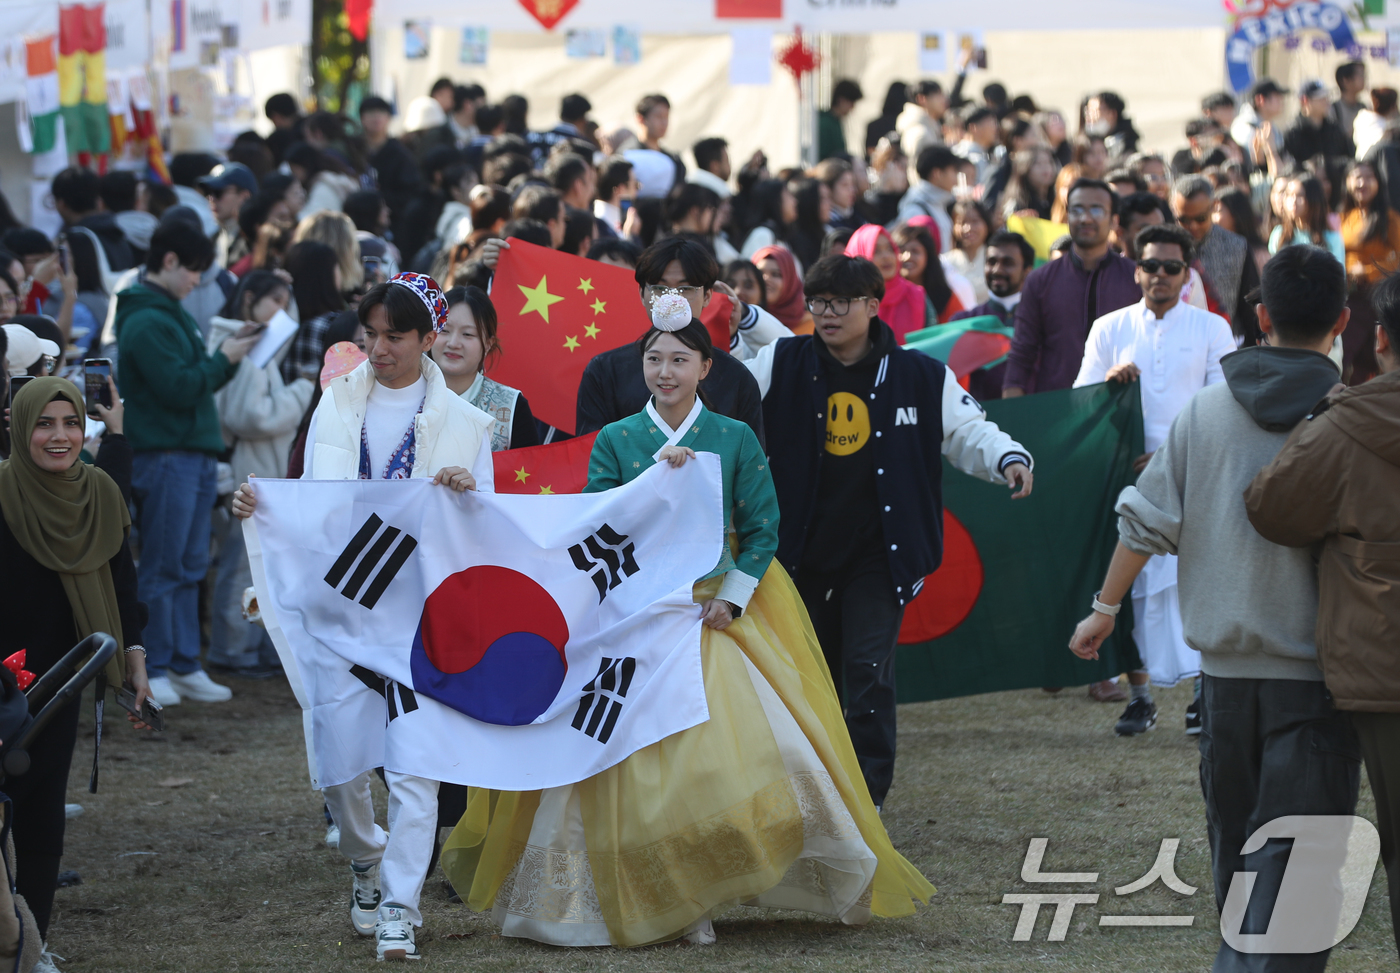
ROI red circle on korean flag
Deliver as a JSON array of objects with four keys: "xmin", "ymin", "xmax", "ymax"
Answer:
[{"xmin": 410, "ymin": 566, "xmax": 570, "ymax": 725}]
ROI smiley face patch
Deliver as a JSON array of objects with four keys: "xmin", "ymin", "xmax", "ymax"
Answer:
[{"xmin": 825, "ymin": 392, "xmax": 871, "ymax": 456}]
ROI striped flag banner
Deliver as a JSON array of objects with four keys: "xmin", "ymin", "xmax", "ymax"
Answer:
[
  {"xmin": 58, "ymin": 3, "xmax": 110, "ymax": 155},
  {"xmin": 24, "ymin": 36, "xmax": 60, "ymax": 154}
]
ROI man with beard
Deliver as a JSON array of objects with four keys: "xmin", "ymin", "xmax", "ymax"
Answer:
[
  {"xmin": 1003, "ymin": 179, "xmax": 1140, "ymax": 396},
  {"xmin": 949, "ymin": 230, "xmax": 1034, "ymax": 401},
  {"xmin": 1172, "ymin": 175, "xmax": 1260, "ymax": 346}
]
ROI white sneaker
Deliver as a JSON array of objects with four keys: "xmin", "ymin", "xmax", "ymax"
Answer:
[
  {"xmin": 683, "ymin": 916, "xmax": 717, "ymax": 945},
  {"xmin": 146, "ymin": 675, "xmax": 181, "ymax": 707},
  {"xmin": 351, "ymin": 862, "xmax": 380, "ymax": 936},
  {"xmin": 34, "ymin": 943, "xmax": 65, "ymax": 972},
  {"xmin": 64, "ymin": 803, "xmax": 84, "ymax": 820},
  {"xmin": 166, "ymin": 669, "xmax": 233, "ymax": 703},
  {"xmin": 375, "ymin": 907, "xmax": 421, "ymax": 961},
  {"xmin": 325, "ymin": 823, "xmax": 341, "ymax": 849}
]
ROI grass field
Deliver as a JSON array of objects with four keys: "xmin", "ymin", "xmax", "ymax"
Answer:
[{"xmin": 46, "ymin": 677, "xmax": 1396, "ymax": 972}]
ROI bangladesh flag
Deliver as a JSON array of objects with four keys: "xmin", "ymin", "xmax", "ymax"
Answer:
[
  {"xmin": 903, "ymin": 315, "xmax": 1012, "ymax": 388},
  {"xmin": 894, "ymin": 381, "xmax": 1144, "ymax": 701}
]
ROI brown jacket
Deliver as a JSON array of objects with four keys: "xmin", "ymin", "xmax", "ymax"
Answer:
[{"xmin": 1244, "ymin": 368, "xmax": 1400, "ymax": 711}]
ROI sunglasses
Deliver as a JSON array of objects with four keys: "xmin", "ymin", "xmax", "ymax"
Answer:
[
  {"xmin": 1178, "ymin": 212, "xmax": 1211, "ymax": 225},
  {"xmin": 1137, "ymin": 258, "xmax": 1186, "ymax": 276}
]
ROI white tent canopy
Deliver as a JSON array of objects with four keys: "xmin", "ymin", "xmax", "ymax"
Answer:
[{"xmin": 386, "ymin": 0, "xmax": 1227, "ymax": 33}]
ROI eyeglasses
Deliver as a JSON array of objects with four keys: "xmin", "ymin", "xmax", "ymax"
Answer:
[
  {"xmin": 1137, "ymin": 258, "xmax": 1187, "ymax": 276},
  {"xmin": 1178, "ymin": 212, "xmax": 1212, "ymax": 225},
  {"xmin": 644, "ymin": 284, "xmax": 705, "ymax": 301},
  {"xmin": 806, "ymin": 296, "xmax": 856, "ymax": 316},
  {"xmin": 1067, "ymin": 205, "xmax": 1108, "ymax": 219}
]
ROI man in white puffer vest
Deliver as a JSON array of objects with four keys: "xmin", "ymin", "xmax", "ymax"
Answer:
[{"xmin": 233, "ymin": 272, "xmax": 493, "ymax": 962}]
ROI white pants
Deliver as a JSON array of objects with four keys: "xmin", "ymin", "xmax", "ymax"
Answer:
[
  {"xmin": 1130, "ymin": 555, "xmax": 1200, "ymax": 688},
  {"xmin": 323, "ymin": 770, "xmax": 440, "ymax": 926}
]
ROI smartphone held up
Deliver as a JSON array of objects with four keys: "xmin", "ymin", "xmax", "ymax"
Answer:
[{"xmin": 83, "ymin": 358, "xmax": 112, "ymax": 416}]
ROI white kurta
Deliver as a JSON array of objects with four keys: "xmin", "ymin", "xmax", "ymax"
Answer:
[{"xmin": 1075, "ymin": 299, "xmax": 1235, "ymax": 686}]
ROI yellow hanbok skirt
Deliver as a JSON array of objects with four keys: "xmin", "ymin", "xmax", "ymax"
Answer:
[{"xmin": 439, "ymin": 564, "xmax": 934, "ymax": 946}]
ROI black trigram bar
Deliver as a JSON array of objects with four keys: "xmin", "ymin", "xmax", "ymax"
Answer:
[
  {"xmin": 325, "ymin": 515, "xmax": 418, "ymax": 609},
  {"xmin": 570, "ymin": 656, "xmax": 636, "ymax": 745},
  {"xmin": 349, "ymin": 666, "xmax": 417, "ymax": 721},
  {"xmin": 568, "ymin": 524, "xmax": 640, "ymax": 604}
]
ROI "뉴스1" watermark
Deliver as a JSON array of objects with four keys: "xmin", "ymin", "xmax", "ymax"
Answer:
[{"xmin": 1002, "ymin": 816, "xmax": 1380, "ymax": 952}]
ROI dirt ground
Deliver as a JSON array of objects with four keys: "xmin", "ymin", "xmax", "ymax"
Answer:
[{"xmin": 44, "ymin": 677, "xmax": 1395, "ymax": 972}]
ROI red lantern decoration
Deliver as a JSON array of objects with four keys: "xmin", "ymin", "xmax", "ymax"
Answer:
[{"xmin": 777, "ymin": 25, "xmax": 819, "ymax": 82}]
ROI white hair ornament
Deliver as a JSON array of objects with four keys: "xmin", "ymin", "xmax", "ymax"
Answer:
[{"xmin": 649, "ymin": 293, "xmax": 692, "ymax": 332}]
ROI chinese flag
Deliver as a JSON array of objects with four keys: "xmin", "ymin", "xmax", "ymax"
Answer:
[
  {"xmin": 489, "ymin": 238, "xmax": 651, "ymax": 435},
  {"xmin": 492, "ymin": 432, "xmax": 599, "ymax": 496}
]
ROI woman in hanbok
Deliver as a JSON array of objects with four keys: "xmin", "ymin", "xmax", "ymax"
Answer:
[{"xmin": 441, "ymin": 295, "xmax": 934, "ymax": 947}]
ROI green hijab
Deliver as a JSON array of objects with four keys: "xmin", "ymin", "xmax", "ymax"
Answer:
[{"xmin": 0, "ymin": 377, "xmax": 129, "ymax": 683}]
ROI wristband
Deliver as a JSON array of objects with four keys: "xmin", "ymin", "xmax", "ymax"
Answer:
[
  {"xmin": 1090, "ymin": 592, "xmax": 1121, "ymax": 617},
  {"xmin": 123, "ymin": 644, "xmax": 147, "ymax": 657}
]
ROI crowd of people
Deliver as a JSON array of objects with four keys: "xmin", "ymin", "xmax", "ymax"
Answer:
[{"xmin": 0, "ymin": 58, "xmax": 1397, "ymax": 971}]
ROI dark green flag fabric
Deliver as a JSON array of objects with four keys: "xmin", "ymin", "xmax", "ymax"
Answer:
[{"xmin": 894, "ymin": 380, "xmax": 1144, "ymax": 702}]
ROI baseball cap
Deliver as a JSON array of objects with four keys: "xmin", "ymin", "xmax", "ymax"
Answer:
[
  {"xmin": 2, "ymin": 322, "xmax": 60, "ymax": 376},
  {"xmin": 1248, "ymin": 78, "xmax": 1289, "ymax": 101},
  {"xmin": 197, "ymin": 162, "xmax": 258, "ymax": 196},
  {"xmin": 1300, "ymin": 79, "xmax": 1329, "ymax": 101}
]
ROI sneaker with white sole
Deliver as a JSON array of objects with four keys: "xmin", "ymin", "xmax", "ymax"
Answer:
[
  {"xmin": 326, "ymin": 823, "xmax": 341, "ymax": 849},
  {"xmin": 166, "ymin": 669, "xmax": 233, "ymax": 703},
  {"xmin": 34, "ymin": 944, "xmax": 65, "ymax": 973},
  {"xmin": 375, "ymin": 907, "xmax": 421, "ymax": 961},
  {"xmin": 64, "ymin": 803, "xmax": 84, "ymax": 820},
  {"xmin": 146, "ymin": 674, "xmax": 181, "ymax": 707},
  {"xmin": 351, "ymin": 862, "xmax": 380, "ymax": 936}
]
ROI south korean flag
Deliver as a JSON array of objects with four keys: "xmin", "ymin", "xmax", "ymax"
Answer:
[{"xmin": 245, "ymin": 457, "xmax": 725, "ymax": 791}]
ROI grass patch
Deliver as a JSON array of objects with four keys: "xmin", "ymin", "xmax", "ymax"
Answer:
[{"xmin": 48, "ymin": 678, "xmax": 1394, "ymax": 971}]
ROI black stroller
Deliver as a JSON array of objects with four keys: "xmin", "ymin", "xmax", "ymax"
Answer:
[{"xmin": 0, "ymin": 633, "xmax": 117, "ymax": 973}]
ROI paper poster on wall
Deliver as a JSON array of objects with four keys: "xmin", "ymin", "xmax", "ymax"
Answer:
[
  {"xmin": 918, "ymin": 32, "xmax": 945, "ymax": 73},
  {"xmin": 404, "ymin": 21, "xmax": 430, "ymax": 59},
  {"xmin": 729, "ymin": 27, "xmax": 770, "ymax": 85},
  {"xmin": 566, "ymin": 28, "xmax": 606, "ymax": 58},
  {"xmin": 612, "ymin": 25, "xmax": 640, "ymax": 65},
  {"xmin": 459, "ymin": 27, "xmax": 488, "ymax": 64},
  {"xmin": 955, "ymin": 29, "xmax": 986, "ymax": 70},
  {"xmin": 1389, "ymin": 26, "xmax": 1400, "ymax": 66},
  {"xmin": 103, "ymin": 0, "xmax": 150, "ymax": 71}
]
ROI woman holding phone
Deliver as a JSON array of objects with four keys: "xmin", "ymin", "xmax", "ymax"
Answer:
[
  {"xmin": 0, "ymin": 377, "xmax": 151, "ymax": 969},
  {"xmin": 206, "ymin": 271, "xmax": 314, "ymax": 676}
]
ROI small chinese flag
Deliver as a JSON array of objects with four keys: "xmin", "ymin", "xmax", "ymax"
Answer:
[
  {"xmin": 492, "ymin": 432, "xmax": 599, "ymax": 496},
  {"xmin": 489, "ymin": 239, "xmax": 651, "ymax": 435}
]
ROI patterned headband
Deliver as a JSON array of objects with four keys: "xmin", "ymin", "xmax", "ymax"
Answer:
[{"xmin": 389, "ymin": 272, "xmax": 449, "ymax": 333}]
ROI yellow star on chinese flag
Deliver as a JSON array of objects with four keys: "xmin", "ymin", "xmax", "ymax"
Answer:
[
  {"xmin": 591, "ymin": 299, "xmax": 606, "ymax": 315},
  {"xmin": 577, "ymin": 278, "xmax": 594, "ymax": 294},
  {"xmin": 518, "ymin": 276, "xmax": 564, "ymax": 323},
  {"xmin": 539, "ymin": 485, "xmax": 555, "ymax": 495},
  {"xmin": 563, "ymin": 335, "xmax": 581, "ymax": 351},
  {"xmin": 513, "ymin": 466, "xmax": 531, "ymax": 483},
  {"xmin": 584, "ymin": 323, "xmax": 601, "ymax": 339}
]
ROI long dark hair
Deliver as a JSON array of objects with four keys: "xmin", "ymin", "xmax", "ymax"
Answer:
[
  {"xmin": 891, "ymin": 222, "xmax": 954, "ymax": 316},
  {"xmin": 638, "ymin": 319, "xmax": 714, "ymax": 362},
  {"xmin": 1002, "ymin": 147, "xmax": 1056, "ymax": 217},
  {"xmin": 284, "ymin": 241, "xmax": 346, "ymax": 323},
  {"xmin": 1343, "ymin": 161, "xmax": 1389, "ymax": 246},
  {"xmin": 1280, "ymin": 176, "xmax": 1331, "ymax": 248},
  {"xmin": 743, "ymin": 179, "xmax": 789, "ymax": 242},
  {"xmin": 443, "ymin": 285, "xmax": 500, "ymax": 370},
  {"xmin": 219, "ymin": 269, "xmax": 289, "ymax": 320},
  {"xmin": 1214, "ymin": 187, "xmax": 1266, "ymax": 253}
]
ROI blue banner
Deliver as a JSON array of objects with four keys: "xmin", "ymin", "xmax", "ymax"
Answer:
[{"xmin": 1226, "ymin": 1, "xmax": 1356, "ymax": 92}]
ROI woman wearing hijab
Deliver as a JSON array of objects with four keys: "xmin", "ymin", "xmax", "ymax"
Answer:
[
  {"xmin": 843, "ymin": 224, "xmax": 928, "ymax": 343},
  {"xmin": 0, "ymin": 378, "xmax": 150, "ymax": 966},
  {"xmin": 751, "ymin": 245, "xmax": 814, "ymax": 334}
]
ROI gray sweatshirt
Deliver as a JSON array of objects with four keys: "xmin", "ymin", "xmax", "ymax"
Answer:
[{"xmin": 1115, "ymin": 346, "xmax": 1340, "ymax": 681}]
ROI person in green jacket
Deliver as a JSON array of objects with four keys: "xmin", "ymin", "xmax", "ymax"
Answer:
[
  {"xmin": 115, "ymin": 220, "xmax": 261, "ymax": 707},
  {"xmin": 818, "ymin": 79, "xmax": 864, "ymax": 162}
]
